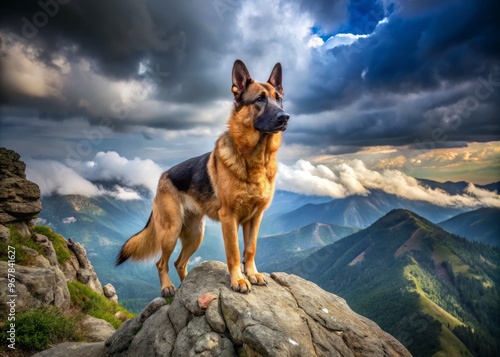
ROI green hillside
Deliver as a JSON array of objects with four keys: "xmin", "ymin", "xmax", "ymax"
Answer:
[{"xmin": 289, "ymin": 209, "xmax": 499, "ymax": 357}]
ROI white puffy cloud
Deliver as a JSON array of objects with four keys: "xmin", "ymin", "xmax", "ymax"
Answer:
[
  {"xmin": 277, "ymin": 159, "xmax": 500, "ymax": 208},
  {"xmin": 277, "ymin": 160, "xmax": 348, "ymax": 198},
  {"xmin": 77, "ymin": 151, "xmax": 163, "ymax": 194},
  {"xmin": 26, "ymin": 151, "xmax": 164, "ymax": 200},
  {"xmin": 26, "ymin": 160, "xmax": 104, "ymax": 197},
  {"xmin": 108, "ymin": 186, "xmax": 143, "ymax": 201},
  {"xmin": 466, "ymin": 184, "xmax": 500, "ymax": 207},
  {"xmin": 188, "ymin": 256, "xmax": 202, "ymax": 266}
]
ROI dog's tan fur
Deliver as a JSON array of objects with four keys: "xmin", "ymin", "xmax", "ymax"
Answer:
[{"xmin": 117, "ymin": 60, "xmax": 287, "ymax": 296}]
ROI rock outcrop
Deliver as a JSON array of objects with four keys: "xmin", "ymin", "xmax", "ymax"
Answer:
[
  {"xmin": 0, "ymin": 147, "xmax": 42, "ymax": 224},
  {"xmin": 36, "ymin": 261, "xmax": 411, "ymax": 357},
  {"xmin": 68, "ymin": 238, "xmax": 104, "ymax": 295},
  {"xmin": 0, "ymin": 147, "xmax": 118, "ymax": 336},
  {"xmin": 0, "ymin": 259, "xmax": 71, "ymax": 314}
]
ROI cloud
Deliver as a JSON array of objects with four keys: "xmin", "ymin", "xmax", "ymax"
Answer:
[
  {"xmin": 277, "ymin": 161, "xmax": 350, "ymax": 198},
  {"xmin": 108, "ymin": 186, "xmax": 143, "ymax": 201},
  {"xmin": 277, "ymin": 159, "xmax": 500, "ymax": 208},
  {"xmin": 26, "ymin": 151, "xmax": 163, "ymax": 199},
  {"xmin": 466, "ymin": 184, "xmax": 500, "ymax": 207},
  {"xmin": 324, "ymin": 33, "xmax": 369, "ymax": 50},
  {"xmin": 26, "ymin": 159, "xmax": 104, "ymax": 197},
  {"xmin": 188, "ymin": 256, "xmax": 202, "ymax": 266},
  {"xmin": 77, "ymin": 151, "xmax": 164, "ymax": 194},
  {"xmin": 62, "ymin": 217, "xmax": 76, "ymax": 224}
]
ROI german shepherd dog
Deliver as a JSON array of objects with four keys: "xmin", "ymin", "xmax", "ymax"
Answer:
[{"xmin": 116, "ymin": 60, "xmax": 289, "ymax": 297}]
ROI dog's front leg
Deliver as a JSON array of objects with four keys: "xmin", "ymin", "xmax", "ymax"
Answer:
[
  {"xmin": 219, "ymin": 207, "xmax": 251, "ymax": 293},
  {"xmin": 242, "ymin": 211, "xmax": 267, "ymax": 286}
]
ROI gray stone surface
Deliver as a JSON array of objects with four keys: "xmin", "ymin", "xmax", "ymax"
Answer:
[
  {"xmin": 68, "ymin": 238, "xmax": 103, "ymax": 294},
  {"xmin": 0, "ymin": 147, "xmax": 42, "ymax": 224},
  {"xmin": 106, "ymin": 297, "xmax": 168, "ymax": 357},
  {"xmin": 128, "ymin": 305, "xmax": 175, "ymax": 357},
  {"xmin": 32, "ymin": 342, "xmax": 107, "ymax": 357},
  {"xmin": 0, "ymin": 261, "xmax": 70, "ymax": 319},
  {"xmin": 104, "ymin": 282, "xmax": 119, "ymax": 303},
  {"xmin": 36, "ymin": 261, "xmax": 411, "ymax": 357},
  {"xmin": 80, "ymin": 315, "xmax": 116, "ymax": 342},
  {"xmin": 82, "ymin": 261, "xmax": 411, "ymax": 357},
  {"xmin": 33, "ymin": 233, "xmax": 59, "ymax": 266}
]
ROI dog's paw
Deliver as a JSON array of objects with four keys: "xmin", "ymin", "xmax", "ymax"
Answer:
[
  {"xmin": 231, "ymin": 278, "xmax": 251, "ymax": 294},
  {"xmin": 161, "ymin": 286, "xmax": 176, "ymax": 298},
  {"xmin": 248, "ymin": 273, "xmax": 267, "ymax": 286}
]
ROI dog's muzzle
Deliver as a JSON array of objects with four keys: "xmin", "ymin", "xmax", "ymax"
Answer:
[{"xmin": 254, "ymin": 110, "xmax": 290, "ymax": 133}]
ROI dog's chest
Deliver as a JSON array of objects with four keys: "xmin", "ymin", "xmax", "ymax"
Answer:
[{"xmin": 233, "ymin": 174, "xmax": 274, "ymax": 218}]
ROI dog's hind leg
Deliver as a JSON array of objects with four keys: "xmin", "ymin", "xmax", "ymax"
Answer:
[
  {"xmin": 174, "ymin": 215, "xmax": 205, "ymax": 281},
  {"xmin": 153, "ymin": 194, "xmax": 183, "ymax": 298}
]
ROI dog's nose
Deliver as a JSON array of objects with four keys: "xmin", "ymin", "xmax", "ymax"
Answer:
[{"xmin": 277, "ymin": 112, "xmax": 290, "ymax": 125}]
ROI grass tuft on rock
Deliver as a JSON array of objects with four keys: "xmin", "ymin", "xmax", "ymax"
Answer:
[
  {"xmin": 0, "ymin": 225, "xmax": 43, "ymax": 265},
  {"xmin": 68, "ymin": 281, "xmax": 134, "ymax": 329}
]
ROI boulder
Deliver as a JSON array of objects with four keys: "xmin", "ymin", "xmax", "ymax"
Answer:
[
  {"xmin": 32, "ymin": 342, "xmax": 107, "ymax": 357},
  {"xmin": 39, "ymin": 261, "xmax": 411, "ymax": 356},
  {"xmin": 0, "ymin": 147, "xmax": 27, "ymax": 179},
  {"xmin": 0, "ymin": 261, "xmax": 70, "ymax": 319},
  {"xmin": 103, "ymin": 283, "xmax": 119, "ymax": 303},
  {"xmin": 80, "ymin": 315, "xmax": 116, "ymax": 342},
  {"xmin": 0, "ymin": 147, "xmax": 42, "ymax": 224}
]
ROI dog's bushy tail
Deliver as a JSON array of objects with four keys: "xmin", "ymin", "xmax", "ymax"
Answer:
[{"xmin": 116, "ymin": 212, "xmax": 159, "ymax": 266}]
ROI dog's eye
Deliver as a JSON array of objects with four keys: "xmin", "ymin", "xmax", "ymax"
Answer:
[
  {"xmin": 276, "ymin": 96, "xmax": 282, "ymax": 103},
  {"xmin": 255, "ymin": 95, "xmax": 266, "ymax": 103}
]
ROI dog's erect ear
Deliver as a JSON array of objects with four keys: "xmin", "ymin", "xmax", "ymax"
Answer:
[
  {"xmin": 232, "ymin": 60, "xmax": 253, "ymax": 101},
  {"xmin": 268, "ymin": 63, "xmax": 283, "ymax": 95}
]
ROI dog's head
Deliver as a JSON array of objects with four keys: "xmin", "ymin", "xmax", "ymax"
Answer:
[{"xmin": 231, "ymin": 60, "xmax": 290, "ymax": 134}]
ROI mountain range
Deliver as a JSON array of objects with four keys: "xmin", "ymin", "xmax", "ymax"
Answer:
[
  {"xmin": 288, "ymin": 209, "xmax": 499, "ymax": 357},
  {"xmin": 264, "ymin": 189, "xmax": 469, "ymax": 233},
  {"xmin": 256, "ymin": 222, "xmax": 359, "ymax": 272},
  {"xmin": 439, "ymin": 208, "xmax": 500, "ymax": 247}
]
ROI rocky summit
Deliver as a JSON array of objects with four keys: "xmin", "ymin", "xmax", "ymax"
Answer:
[
  {"xmin": 0, "ymin": 147, "xmax": 42, "ymax": 224},
  {"xmin": 35, "ymin": 260, "xmax": 411, "ymax": 357}
]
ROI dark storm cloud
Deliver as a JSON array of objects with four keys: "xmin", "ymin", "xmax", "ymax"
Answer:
[
  {"xmin": 285, "ymin": 0, "xmax": 500, "ymax": 149},
  {"xmin": 0, "ymin": 0, "xmax": 247, "ymax": 133},
  {"xmin": 0, "ymin": 0, "xmax": 232, "ymax": 78},
  {"xmin": 293, "ymin": 0, "xmax": 347, "ymax": 32}
]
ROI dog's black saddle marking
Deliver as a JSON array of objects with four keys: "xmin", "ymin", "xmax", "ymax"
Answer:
[{"xmin": 167, "ymin": 152, "xmax": 214, "ymax": 199}]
